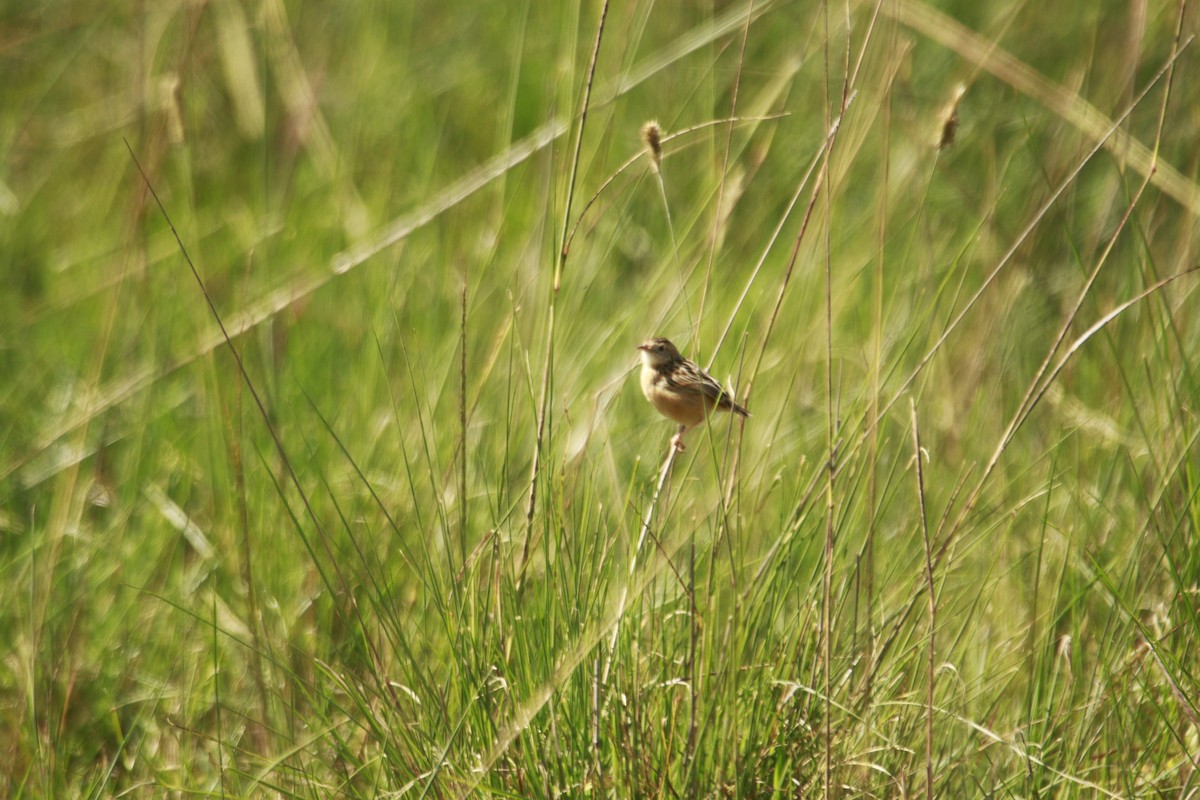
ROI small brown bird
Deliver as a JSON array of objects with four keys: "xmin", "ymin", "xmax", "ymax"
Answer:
[{"xmin": 637, "ymin": 337, "xmax": 749, "ymax": 451}]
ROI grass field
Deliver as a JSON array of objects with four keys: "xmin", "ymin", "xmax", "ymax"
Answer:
[{"xmin": 3, "ymin": 0, "xmax": 1200, "ymax": 796}]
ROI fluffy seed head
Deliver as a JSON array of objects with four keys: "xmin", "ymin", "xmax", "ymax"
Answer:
[
  {"xmin": 641, "ymin": 121, "xmax": 663, "ymax": 172},
  {"xmin": 937, "ymin": 84, "xmax": 967, "ymax": 150}
]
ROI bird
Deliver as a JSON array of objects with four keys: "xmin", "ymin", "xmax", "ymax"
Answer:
[{"xmin": 637, "ymin": 337, "xmax": 749, "ymax": 451}]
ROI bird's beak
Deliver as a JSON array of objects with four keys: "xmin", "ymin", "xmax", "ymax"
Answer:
[{"xmin": 636, "ymin": 344, "xmax": 649, "ymax": 352}]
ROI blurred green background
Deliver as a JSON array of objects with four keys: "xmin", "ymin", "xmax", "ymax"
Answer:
[{"xmin": 2, "ymin": 0, "xmax": 1198, "ymax": 796}]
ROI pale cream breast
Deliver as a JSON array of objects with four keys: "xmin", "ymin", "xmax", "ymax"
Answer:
[{"xmin": 641, "ymin": 365, "xmax": 708, "ymax": 427}]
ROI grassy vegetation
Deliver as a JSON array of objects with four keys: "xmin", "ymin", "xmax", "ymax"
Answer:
[{"xmin": 3, "ymin": 0, "xmax": 1199, "ymax": 796}]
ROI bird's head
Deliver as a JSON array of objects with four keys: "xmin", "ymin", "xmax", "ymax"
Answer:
[{"xmin": 637, "ymin": 337, "xmax": 682, "ymax": 369}]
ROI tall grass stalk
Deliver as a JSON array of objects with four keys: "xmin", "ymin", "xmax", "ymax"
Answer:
[
  {"xmin": 519, "ymin": 0, "xmax": 611, "ymax": 592},
  {"xmin": 910, "ymin": 398, "xmax": 935, "ymax": 799}
]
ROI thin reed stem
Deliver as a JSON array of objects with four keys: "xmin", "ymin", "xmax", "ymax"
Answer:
[
  {"xmin": 696, "ymin": 0, "xmax": 754, "ymax": 351},
  {"xmin": 910, "ymin": 399, "xmax": 935, "ymax": 800},
  {"xmin": 459, "ymin": 278, "xmax": 469, "ymax": 572},
  {"xmin": 518, "ymin": 0, "xmax": 611, "ymax": 593}
]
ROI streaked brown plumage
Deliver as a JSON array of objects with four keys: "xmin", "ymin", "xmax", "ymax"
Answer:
[{"xmin": 637, "ymin": 337, "xmax": 749, "ymax": 451}]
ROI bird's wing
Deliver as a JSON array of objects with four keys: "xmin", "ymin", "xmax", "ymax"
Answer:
[{"xmin": 667, "ymin": 360, "xmax": 734, "ymax": 405}]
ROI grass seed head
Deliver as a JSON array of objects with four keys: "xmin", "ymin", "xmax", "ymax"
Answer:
[
  {"xmin": 937, "ymin": 84, "xmax": 967, "ymax": 150},
  {"xmin": 641, "ymin": 120, "xmax": 663, "ymax": 172}
]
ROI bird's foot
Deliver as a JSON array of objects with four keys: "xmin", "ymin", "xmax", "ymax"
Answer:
[{"xmin": 671, "ymin": 433, "xmax": 687, "ymax": 452}]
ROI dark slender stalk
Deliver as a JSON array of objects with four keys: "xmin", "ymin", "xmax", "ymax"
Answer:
[
  {"xmin": 863, "ymin": 4, "xmax": 897, "ymax": 710},
  {"xmin": 519, "ymin": 0, "xmax": 610, "ymax": 593},
  {"xmin": 212, "ymin": 594, "xmax": 226, "ymax": 799},
  {"xmin": 696, "ymin": 0, "xmax": 754, "ymax": 346},
  {"xmin": 911, "ymin": 399, "xmax": 935, "ymax": 800},
  {"xmin": 821, "ymin": 2, "xmax": 836, "ymax": 794},
  {"xmin": 460, "ymin": 278, "xmax": 469, "ymax": 572}
]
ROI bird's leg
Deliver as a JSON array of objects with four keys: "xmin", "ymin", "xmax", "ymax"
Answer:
[{"xmin": 671, "ymin": 424, "xmax": 688, "ymax": 451}]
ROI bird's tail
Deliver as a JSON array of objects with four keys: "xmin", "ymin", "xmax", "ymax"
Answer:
[
  {"xmin": 715, "ymin": 389, "xmax": 750, "ymax": 418},
  {"xmin": 723, "ymin": 396, "xmax": 749, "ymax": 418}
]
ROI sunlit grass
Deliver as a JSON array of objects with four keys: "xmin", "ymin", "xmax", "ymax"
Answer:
[{"xmin": 1, "ymin": 0, "xmax": 1198, "ymax": 797}]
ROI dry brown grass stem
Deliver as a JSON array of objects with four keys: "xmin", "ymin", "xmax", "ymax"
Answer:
[{"xmin": 910, "ymin": 399, "xmax": 935, "ymax": 800}]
